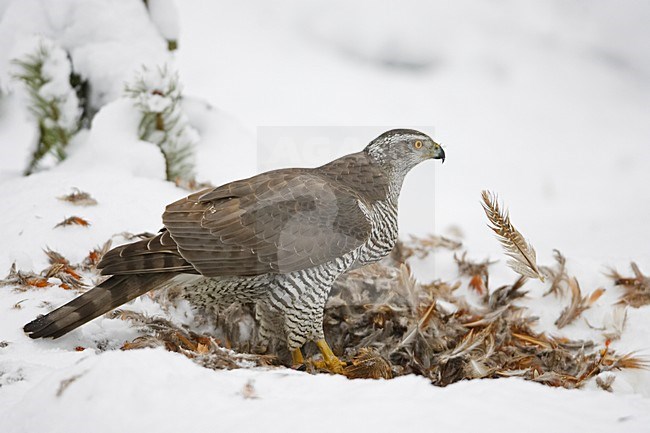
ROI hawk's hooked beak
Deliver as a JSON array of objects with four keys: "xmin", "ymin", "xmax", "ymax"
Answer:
[{"xmin": 432, "ymin": 145, "xmax": 445, "ymax": 164}]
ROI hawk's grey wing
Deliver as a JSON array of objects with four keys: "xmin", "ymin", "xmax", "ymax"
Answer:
[
  {"xmin": 161, "ymin": 169, "xmax": 373, "ymax": 276},
  {"xmin": 97, "ymin": 152, "xmax": 388, "ymax": 277}
]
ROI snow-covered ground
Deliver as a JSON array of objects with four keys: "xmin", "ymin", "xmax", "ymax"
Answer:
[
  {"xmin": 1, "ymin": 1, "xmax": 649, "ymax": 432},
  {"xmin": 3, "ymin": 349, "xmax": 650, "ymax": 433}
]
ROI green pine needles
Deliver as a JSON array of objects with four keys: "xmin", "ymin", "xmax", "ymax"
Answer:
[
  {"xmin": 13, "ymin": 40, "xmax": 82, "ymax": 175},
  {"xmin": 126, "ymin": 66, "xmax": 198, "ymax": 183}
]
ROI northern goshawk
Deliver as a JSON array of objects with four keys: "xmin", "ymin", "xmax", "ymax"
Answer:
[{"xmin": 24, "ymin": 129, "xmax": 445, "ymax": 372}]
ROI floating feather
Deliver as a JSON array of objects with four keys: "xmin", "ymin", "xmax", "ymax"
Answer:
[{"xmin": 481, "ymin": 190, "xmax": 545, "ymax": 281}]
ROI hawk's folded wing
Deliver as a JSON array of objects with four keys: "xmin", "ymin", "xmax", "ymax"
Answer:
[{"xmin": 99, "ymin": 169, "xmax": 373, "ymax": 277}]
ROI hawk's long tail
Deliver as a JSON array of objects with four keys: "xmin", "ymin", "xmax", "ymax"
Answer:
[{"xmin": 23, "ymin": 273, "xmax": 173, "ymax": 339}]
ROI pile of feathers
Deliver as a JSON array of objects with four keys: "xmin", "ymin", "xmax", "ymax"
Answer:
[{"xmin": 113, "ymin": 232, "xmax": 647, "ymax": 389}]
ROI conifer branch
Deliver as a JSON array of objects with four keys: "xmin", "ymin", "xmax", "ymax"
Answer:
[
  {"xmin": 126, "ymin": 66, "xmax": 198, "ymax": 184},
  {"xmin": 12, "ymin": 40, "xmax": 82, "ymax": 175}
]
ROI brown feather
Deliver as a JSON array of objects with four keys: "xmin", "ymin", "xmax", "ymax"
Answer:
[{"xmin": 480, "ymin": 190, "xmax": 544, "ymax": 281}]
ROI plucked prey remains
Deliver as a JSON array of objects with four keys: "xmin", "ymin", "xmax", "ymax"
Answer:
[{"xmin": 24, "ymin": 129, "xmax": 445, "ymax": 372}]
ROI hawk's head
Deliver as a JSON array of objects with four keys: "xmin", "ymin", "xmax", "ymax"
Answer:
[{"xmin": 365, "ymin": 129, "xmax": 445, "ymax": 173}]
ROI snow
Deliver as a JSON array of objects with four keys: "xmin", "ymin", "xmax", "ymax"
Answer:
[
  {"xmin": 0, "ymin": 0, "xmax": 170, "ymax": 108},
  {"xmin": 174, "ymin": 0, "xmax": 650, "ymax": 276},
  {"xmin": 2, "ymin": 348, "xmax": 650, "ymax": 433},
  {"xmin": 0, "ymin": 92, "xmax": 34, "ymax": 179},
  {"xmin": 147, "ymin": 0, "xmax": 180, "ymax": 42},
  {"xmin": 1, "ymin": 1, "xmax": 650, "ymax": 432},
  {"xmin": 13, "ymin": 36, "xmax": 82, "ymax": 133}
]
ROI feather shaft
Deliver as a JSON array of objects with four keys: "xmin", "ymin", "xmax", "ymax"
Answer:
[{"xmin": 481, "ymin": 190, "xmax": 544, "ymax": 281}]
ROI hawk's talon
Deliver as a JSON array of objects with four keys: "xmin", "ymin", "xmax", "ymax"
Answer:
[
  {"xmin": 309, "ymin": 357, "xmax": 346, "ymax": 374},
  {"xmin": 325, "ymin": 357, "xmax": 346, "ymax": 374},
  {"xmin": 315, "ymin": 338, "xmax": 346, "ymax": 374}
]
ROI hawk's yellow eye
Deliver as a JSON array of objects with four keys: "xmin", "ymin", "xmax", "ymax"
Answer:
[{"xmin": 414, "ymin": 140, "xmax": 423, "ymax": 149}]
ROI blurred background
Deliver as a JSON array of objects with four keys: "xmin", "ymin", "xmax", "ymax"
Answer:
[
  {"xmin": 175, "ymin": 1, "xmax": 650, "ymax": 265},
  {"xmin": 1, "ymin": 0, "xmax": 649, "ymax": 275}
]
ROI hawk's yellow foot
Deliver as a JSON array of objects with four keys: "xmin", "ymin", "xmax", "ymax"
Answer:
[
  {"xmin": 314, "ymin": 339, "xmax": 346, "ymax": 374},
  {"xmin": 291, "ymin": 348, "xmax": 305, "ymax": 368}
]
